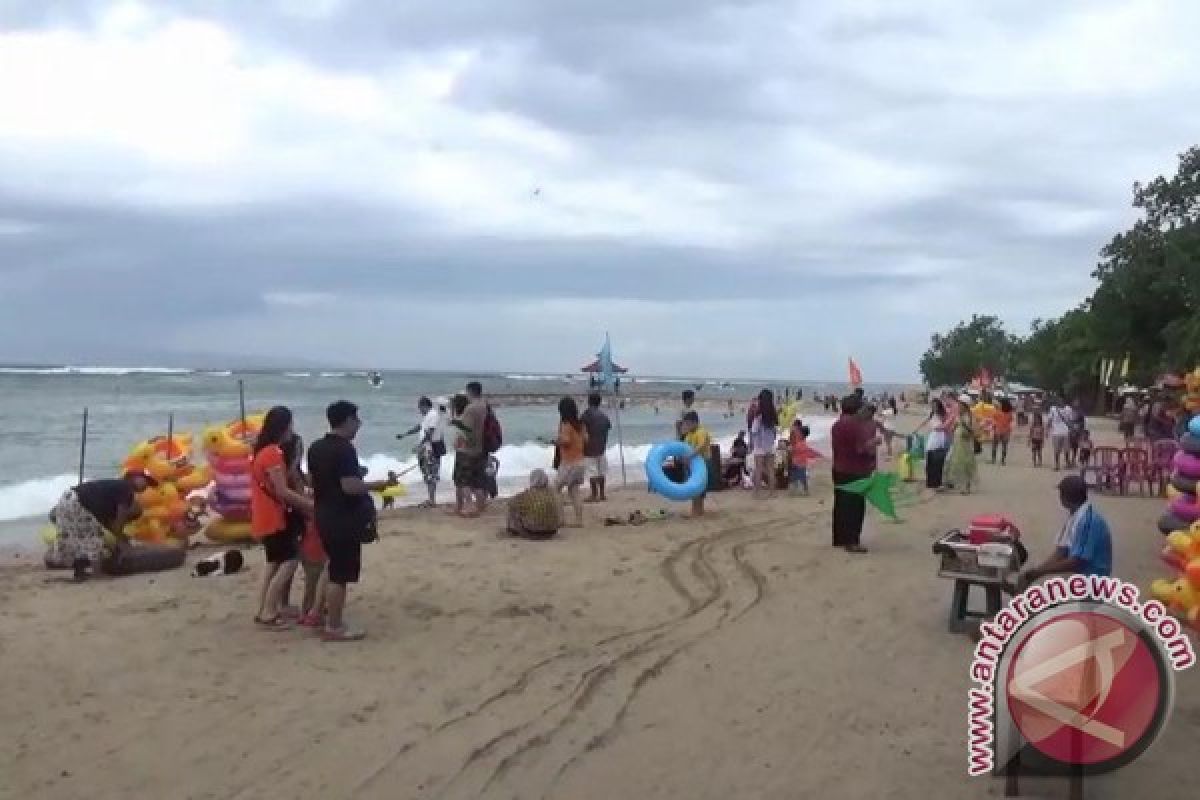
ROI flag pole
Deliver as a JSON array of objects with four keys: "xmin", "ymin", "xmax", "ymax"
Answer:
[
  {"xmin": 602, "ymin": 331, "xmax": 628, "ymax": 486},
  {"xmin": 613, "ymin": 384, "xmax": 628, "ymax": 487}
]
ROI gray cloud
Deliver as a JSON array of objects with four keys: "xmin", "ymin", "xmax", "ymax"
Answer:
[{"xmin": 1, "ymin": 0, "xmax": 1197, "ymax": 381}]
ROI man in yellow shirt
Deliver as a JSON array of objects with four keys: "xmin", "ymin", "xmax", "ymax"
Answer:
[{"xmin": 681, "ymin": 411, "xmax": 712, "ymax": 516}]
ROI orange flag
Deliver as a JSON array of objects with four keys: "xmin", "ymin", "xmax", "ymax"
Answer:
[{"xmin": 848, "ymin": 358, "xmax": 863, "ymax": 388}]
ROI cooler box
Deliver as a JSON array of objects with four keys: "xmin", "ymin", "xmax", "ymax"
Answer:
[{"xmin": 967, "ymin": 514, "xmax": 1019, "ymax": 545}]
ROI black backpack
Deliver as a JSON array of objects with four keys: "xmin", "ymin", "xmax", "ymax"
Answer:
[{"xmin": 483, "ymin": 406, "xmax": 503, "ymax": 453}]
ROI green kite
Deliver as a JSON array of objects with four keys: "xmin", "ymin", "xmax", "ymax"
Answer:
[{"xmin": 838, "ymin": 471, "xmax": 900, "ymax": 521}]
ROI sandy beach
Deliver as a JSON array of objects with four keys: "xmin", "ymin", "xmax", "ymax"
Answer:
[{"xmin": 2, "ymin": 411, "xmax": 1197, "ymax": 800}]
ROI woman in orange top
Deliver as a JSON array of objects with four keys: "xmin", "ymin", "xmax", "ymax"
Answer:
[
  {"xmin": 991, "ymin": 398, "xmax": 1015, "ymax": 466},
  {"xmin": 552, "ymin": 396, "xmax": 588, "ymax": 528},
  {"xmin": 251, "ymin": 406, "xmax": 314, "ymax": 630}
]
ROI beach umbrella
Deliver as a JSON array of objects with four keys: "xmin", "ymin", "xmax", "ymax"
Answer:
[{"xmin": 837, "ymin": 471, "xmax": 900, "ymax": 521}]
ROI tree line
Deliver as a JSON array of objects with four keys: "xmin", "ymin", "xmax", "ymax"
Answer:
[{"xmin": 920, "ymin": 146, "xmax": 1200, "ymax": 399}]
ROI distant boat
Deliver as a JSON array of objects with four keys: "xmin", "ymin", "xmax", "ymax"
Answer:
[{"xmin": 368, "ymin": 371, "xmax": 383, "ymax": 389}]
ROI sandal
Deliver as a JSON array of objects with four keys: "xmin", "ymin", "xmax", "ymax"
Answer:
[
  {"xmin": 254, "ymin": 615, "xmax": 292, "ymax": 631},
  {"xmin": 322, "ymin": 626, "xmax": 366, "ymax": 642},
  {"xmin": 298, "ymin": 612, "xmax": 323, "ymax": 628}
]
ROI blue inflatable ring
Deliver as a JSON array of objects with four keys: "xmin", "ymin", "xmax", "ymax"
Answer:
[
  {"xmin": 1190, "ymin": 415, "xmax": 1200, "ymax": 438},
  {"xmin": 645, "ymin": 441, "xmax": 708, "ymax": 502}
]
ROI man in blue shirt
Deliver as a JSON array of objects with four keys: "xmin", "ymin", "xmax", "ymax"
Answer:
[{"xmin": 1018, "ymin": 475, "xmax": 1113, "ymax": 589}]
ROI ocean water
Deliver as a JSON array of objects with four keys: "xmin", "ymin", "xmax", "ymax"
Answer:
[{"xmin": 0, "ymin": 367, "xmax": 861, "ymax": 546}]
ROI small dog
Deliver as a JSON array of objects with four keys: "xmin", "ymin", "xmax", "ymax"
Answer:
[{"xmin": 192, "ymin": 549, "xmax": 245, "ymax": 577}]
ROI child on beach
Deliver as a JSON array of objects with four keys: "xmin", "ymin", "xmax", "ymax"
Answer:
[
  {"xmin": 681, "ymin": 411, "xmax": 712, "ymax": 517},
  {"xmin": 788, "ymin": 420, "xmax": 820, "ymax": 495},
  {"xmin": 298, "ymin": 518, "xmax": 328, "ymax": 627},
  {"xmin": 1029, "ymin": 411, "xmax": 1045, "ymax": 467},
  {"xmin": 1077, "ymin": 428, "xmax": 1093, "ymax": 467}
]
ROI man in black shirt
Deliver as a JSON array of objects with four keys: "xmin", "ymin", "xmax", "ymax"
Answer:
[
  {"xmin": 307, "ymin": 400, "xmax": 395, "ymax": 642},
  {"xmin": 581, "ymin": 393, "xmax": 612, "ymax": 502}
]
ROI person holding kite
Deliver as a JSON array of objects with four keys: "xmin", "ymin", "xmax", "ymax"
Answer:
[{"xmin": 830, "ymin": 394, "xmax": 880, "ymax": 554}]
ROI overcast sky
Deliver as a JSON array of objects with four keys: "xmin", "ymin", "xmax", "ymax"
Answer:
[{"xmin": 1, "ymin": 0, "xmax": 1198, "ymax": 381}]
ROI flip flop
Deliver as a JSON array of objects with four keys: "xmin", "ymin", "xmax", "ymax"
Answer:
[
  {"xmin": 254, "ymin": 615, "xmax": 292, "ymax": 631},
  {"xmin": 322, "ymin": 626, "xmax": 366, "ymax": 642}
]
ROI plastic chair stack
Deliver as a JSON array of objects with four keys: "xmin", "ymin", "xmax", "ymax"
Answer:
[{"xmin": 1081, "ymin": 446, "xmax": 1123, "ymax": 494}]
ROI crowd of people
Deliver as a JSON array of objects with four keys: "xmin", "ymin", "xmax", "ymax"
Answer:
[{"xmin": 47, "ymin": 376, "xmax": 1143, "ymax": 643}]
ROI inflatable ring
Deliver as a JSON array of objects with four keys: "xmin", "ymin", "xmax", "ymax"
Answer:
[
  {"xmin": 645, "ymin": 441, "xmax": 708, "ymax": 502},
  {"xmin": 209, "ymin": 455, "xmax": 252, "ymax": 475},
  {"xmin": 1174, "ymin": 451, "xmax": 1200, "ymax": 480},
  {"xmin": 1190, "ymin": 416, "xmax": 1200, "ymax": 437},
  {"xmin": 374, "ymin": 484, "xmax": 408, "ymax": 501},
  {"xmin": 1173, "ymin": 473, "xmax": 1199, "ymax": 495},
  {"xmin": 1160, "ymin": 512, "xmax": 1190, "ymax": 534},
  {"xmin": 1170, "ymin": 495, "xmax": 1200, "ymax": 523},
  {"xmin": 1181, "ymin": 434, "xmax": 1200, "ymax": 456},
  {"xmin": 204, "ymin": 518, "xmax": 253, "ymax": 543}
]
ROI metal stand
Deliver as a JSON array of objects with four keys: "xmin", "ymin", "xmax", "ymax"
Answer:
[{"xmin": 947, "ymin": 578, "xmax": 1004, "ymax": 633}]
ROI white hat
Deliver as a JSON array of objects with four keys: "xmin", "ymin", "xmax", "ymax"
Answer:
[
  {"xmin": 435, "ymin": 396, "xmax": 449, "ymax": 407},
  {"xmin": 958, "ymin": 393, "xmax": 972, "ymax": 403}
]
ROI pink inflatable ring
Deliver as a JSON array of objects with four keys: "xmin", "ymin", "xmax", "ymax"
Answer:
[
  {"xmin": 209, "ymin": 455, "xmax": 252, "ymax": 475},
  {"xmin": 1174, "ymin": 451, "xmax": 1200, "ymax": 480}
]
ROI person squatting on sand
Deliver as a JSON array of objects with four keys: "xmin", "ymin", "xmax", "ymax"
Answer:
[
  {"xmin": 506, "ymin": 469, "xmax": 561, "ymax": 540},
  {"xmin": 46, "ymin": 470, "xmax": 157, "ymax": 581}
]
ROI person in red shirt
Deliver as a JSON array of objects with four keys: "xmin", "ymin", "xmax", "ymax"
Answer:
[
  {"xmin": 830, "ymin": 394, "xmax": 879, "ymax": 553},
  {"xmin": 250, "ymin": 406, "xmax": 314, "ymax": 630},
  {"xmin": 788, "ymin": 420, "xmax": 822, "ymax": 495}
]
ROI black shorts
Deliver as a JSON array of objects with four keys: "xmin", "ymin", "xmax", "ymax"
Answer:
[
  {"xmin": 319, "ymin": 526, "xmax": 362, "ymax": 585},
  {"xmin": 453, "ymin": 452, "xmax": 489, "ymax": 491},
  {"xmin": 262, "ymin": 529, "xmax": 298, "ymax": 564}
]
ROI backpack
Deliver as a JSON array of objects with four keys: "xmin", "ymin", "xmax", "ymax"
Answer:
[{"xmin": 483, "ymin": 406, "xmax": 503, "ymax": 453}]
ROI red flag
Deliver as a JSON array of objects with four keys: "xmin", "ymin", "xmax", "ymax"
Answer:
[
  {"xmin": 979, "ymin": 367, "xmax": 993, "ymax": 387},
  {"xmin": 848, "ymin": 358, "xmax": 863, "ymax": 388}
]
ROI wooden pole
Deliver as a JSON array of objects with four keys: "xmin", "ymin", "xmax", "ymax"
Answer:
[
  {"xmin": 612, "ymin": 388, "xmax": 628, "ymax": 487},
  {"xmin": 78, "ymin": 407, "xmax": 89, "ymax": 483},
  {"xmin": 166, "ymin": 412, "xmax": 175, "ymax": 461},
  {"xmin": 238, "ymin": 379, "xmax": 246, "ymax": 429}
]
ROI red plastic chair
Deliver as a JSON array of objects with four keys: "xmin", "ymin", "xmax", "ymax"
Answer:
[
  {"xmin": 1122, "ymin": 448, "xmax": 1152, "ymax": 496},
  {"xmin": 1152, "ymin": 439, "xmax": 1180, "ymax": 496},
  {"xmin": 1081, "ymin": 446, "xmax": 1124, "ymax": 494}
]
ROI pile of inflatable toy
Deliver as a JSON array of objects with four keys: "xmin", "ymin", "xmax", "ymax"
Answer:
[
  {"xmin": 1150, "ymin": 415, "xmax": 1200, "ymax": 629},
  {"xmin": 1158, "ymin": 415, "xmax": 1200, "ymax": 534},
  {"xmin": 121, "ymin": 434, "xmax": 212, "ymax": 543},
  {"xmin": 201, "ymin": 414, "xmax": 264, "ymax": 543},
  {"xmin": 1185, "ymin": 368, "xmax": 1200, "ymax": 414},
  {"xmin": 972, "ymin": 399, "xmax": 996, "ymax": 442}
]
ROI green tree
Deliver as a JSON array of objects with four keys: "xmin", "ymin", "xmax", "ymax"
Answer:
[
  {"xmin": 1089, "ymin": 146, "xmax": 1200, "ymax": 380},
  {"xmin": 918, "ymin": 315, "xmax": 1019, "ymax": 387},
  {"xmin": 1015, "ymin": 310, "xmax": 1099, "ymax": 397}
]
